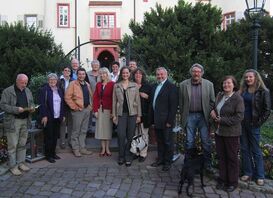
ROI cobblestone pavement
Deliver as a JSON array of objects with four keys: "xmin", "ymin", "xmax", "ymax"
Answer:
[{"xmin": 0, "ymin": 151, "xmax": 272, "ymax": 198}]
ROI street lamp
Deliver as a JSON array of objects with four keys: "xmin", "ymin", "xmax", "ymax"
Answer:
[{"xmin": 245, "ymin": 0, "xmax": 266, "ymax": 70}]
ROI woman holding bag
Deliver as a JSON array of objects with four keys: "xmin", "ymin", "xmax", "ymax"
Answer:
[
  {"xmin": 112, "ymin": 66, "xmax": 141, "ymax": 166},
  {"xmin": 132, "ymin": 68, "xmax": 152, "ymax": 162}
]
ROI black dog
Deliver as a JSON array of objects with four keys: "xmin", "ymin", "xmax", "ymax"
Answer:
[{"xmin": 178, "ymin": 149, "xmax": 205, "ymax": 197}]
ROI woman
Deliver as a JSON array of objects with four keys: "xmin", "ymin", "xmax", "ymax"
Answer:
[
  {"xmin": 132, "ymin": 68, "xmax": 152, "ymax": 162},
  {"xmin": 40, "ymin": 73, "xmax": 65, "ymax": 163},
  {"xmin": 210, "ymin": 76, "xmax": 244, "ymax": 192},
  {"xmin": 112, "ymin": 66, "xmax": 141, "ymax": 166},
  {"xmin": 239, "ymin": 69, "xmax": 271, "ymax": 186},
  {"xmin": 93, "ymin": 67, "xmax": 114, "ymax": 156}
]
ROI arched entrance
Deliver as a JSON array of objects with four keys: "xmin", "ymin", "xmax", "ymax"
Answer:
[{"xmin": 97, "ymin": 50, "xmax": 114, "ymax": 69}]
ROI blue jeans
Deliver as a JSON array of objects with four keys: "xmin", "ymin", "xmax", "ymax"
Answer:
[
  {"xmin": 185, "ymin": 113, "xmax": 211, "ymax": 166},
  {"xmin": 240, "ymin": 121, "xmax": 264, "ymax": 179}
]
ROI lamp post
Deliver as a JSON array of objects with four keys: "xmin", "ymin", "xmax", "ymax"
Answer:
[{"xmin": 245, "ymin": 0, "xmax": 266, "ymax": 70}]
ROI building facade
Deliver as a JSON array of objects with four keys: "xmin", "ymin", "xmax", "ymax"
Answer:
[{"xmin": 0, "ymin": 0, "xmax": 272, "ymax": 69}]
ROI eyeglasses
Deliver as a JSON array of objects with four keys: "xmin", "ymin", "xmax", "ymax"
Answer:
[{"xmin": 64, "ymin": 69, "xmax": 71, "ymax": 72}]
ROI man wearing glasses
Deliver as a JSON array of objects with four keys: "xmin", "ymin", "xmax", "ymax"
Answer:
[
  {"xmin": 59, "ymin": 66, "xmax": 73, "ymax": 149},
  {"xmin": 179, "ymin": 63, "xmax": 215, "ymax": 173}
]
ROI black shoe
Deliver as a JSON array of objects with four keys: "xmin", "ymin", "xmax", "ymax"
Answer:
[
  {"xmin": 53, "ymin": 154, "xmax": 61, "ymax": 160},
  {"xmin": 216, "ymin": 182, "xmax": 225, "ymax": 190},
  {"xmin": 125, "ymin": 161, "xmax": 132, "ymax": 167},
  {"xmin": 46, "ymin": 157, "xmax": 56, "ymax": 163},
  {"xmin": 60, "ymin": 143, "xmax": 66, "ymax": 149},
  {"xmin": 162, "ymin": 165, "xmax": 171, "ymax": 171},
  {"xmin": 205, "ymin": 166, "xmax": 216, "ymax": 175},
  {"xmin": 139, "ymin": 156, "xmax": 146, "ymax": 162},
  {"xmin": 225, "ymin": 185, "xmax": 237, "ymax": 192},
  {"xmin": 151, "ymin": 160, "xmax": 164, "ymax": 167},
  {"xmin": 118, "ymin": 159, "xmax": 124, "ymax": 166}
]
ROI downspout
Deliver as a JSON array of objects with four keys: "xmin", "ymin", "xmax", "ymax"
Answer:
[
  {"xmin": 75, "ymin": 0, "xmax": 78, "ymax": 58},
  {"xmin": 134, "ymin": 0, "xmax": 136, "ymax": 22}
]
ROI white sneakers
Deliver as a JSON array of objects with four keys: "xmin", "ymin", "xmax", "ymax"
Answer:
[
  {"xmin": 10, "ymin": 164, "xmax": 30, "ymax": 176},
  {"xmin": 10, "ymin": 166, "xmax": 22, "ymax": 176},
  {"xmin": 19, "ymin": 163, "xmax": 30, "ymax": 171}
]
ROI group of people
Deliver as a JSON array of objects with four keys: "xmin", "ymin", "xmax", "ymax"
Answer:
[{"xmin": 0, "ymin": 60, "xmax": 271, "ymax": 193}]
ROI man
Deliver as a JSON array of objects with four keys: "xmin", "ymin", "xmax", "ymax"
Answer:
[
  {"xmin": 179, "ymin": 63, "xmax": 215, "ymax": 171},
  {"xmin": 70, "ymin": 58, "xmax": 80, "ymax": 80},
  {"xmin": 110, "ymin": 61, "xmax": 120, "ymax": 82},
  {"xmin": 65, "ymin": 68, "xmax": 93, "ymax": 157},
  {"xmin": 86, "ymin": 60, "xmax": 100, "ymax": 93},
  {"xmin": 59, "ymin": 66, "xmax": 73, "ymax": 149},
  {"xmin": 0, "ymin": 74, "xmax": 34, "ymax": 175},
  {"xmin": 86, "ymin": 60, "xmax": 100, "ymax": 134},
  {"xmin": 150, "ymin": 67, "xmax": 178, "ymax": 171},
  {"xmin": 129, "ymin": 60, "xmax": 137, "ymax": 72}
]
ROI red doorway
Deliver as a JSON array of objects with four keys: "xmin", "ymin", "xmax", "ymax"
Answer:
[{"xmin": 94, "ymin": 47, "xmax": 119, "ymax": 69}]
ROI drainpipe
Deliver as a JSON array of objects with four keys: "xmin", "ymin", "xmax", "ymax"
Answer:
[
  {"xmin": 75, "ymin": 0, "xmax": 78, "ymax": 58},
  {"xmin": 133, "ymin": 0, "xmax": 136, "ymax": 22}
]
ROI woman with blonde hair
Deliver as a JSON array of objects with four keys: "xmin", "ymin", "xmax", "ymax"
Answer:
[
  {"xmin": 93, "ymin": 67, "xmax": 115, "ymax": 156},
  {"xmin": 239, "ymin": 69, "xmax": 271, "ymax": 186}
]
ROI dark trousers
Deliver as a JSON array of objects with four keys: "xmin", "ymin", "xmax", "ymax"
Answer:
[
  {"xmin": 117, "ymin": 113, "xmax": 136, "ymax": 162},
  {"xmin": 215, "ymin": 134, "xmax": 240, "ymax": 186},
  {"xmin": 155, "ymin": 127, "xmax": 174, "ymax": 165},
  {"xmin": 44, "ymin": 118, "xmax": 60, "ymax": 158}
]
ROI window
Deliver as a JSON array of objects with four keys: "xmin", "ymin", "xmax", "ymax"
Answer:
[
  {"xmin": 0, "ymin": 15, "xmax": 8, "ymax": 26},
  {"xmin": 57, "ymin": 3, "xmax": 70, "ymax": 28},
  {"xmin": 96, "ymin": 13, "xmax": 115, "ymax": 28},
  {"xmin": 25, "ymin": 15, "xmax": 37, "ymax": 28},
  {"xmin": 223, "ymin": 12, "xmax": 235, "ymax": 30}
]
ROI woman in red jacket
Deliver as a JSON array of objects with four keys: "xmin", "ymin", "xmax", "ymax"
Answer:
[{"xmin": 93, "ymin": 67, "xmax": 115, "ymax": 156}]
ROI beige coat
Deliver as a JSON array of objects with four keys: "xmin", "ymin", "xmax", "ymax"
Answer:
[{"xmin": 112, "ymin": 82, "xmax": 142, "ymax": 117}]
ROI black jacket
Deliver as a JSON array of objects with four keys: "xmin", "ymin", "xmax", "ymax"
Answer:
[
  {"xmin": 139, "ymin": 83, "xmax": 152, "ymax": 128},
  {"xmin": 249, "ymin": 88, "xmax": 271, "ymax": 127},
  {"xmin": 150, "ymin": 80, "xmax": 178, "ymax": 129}
]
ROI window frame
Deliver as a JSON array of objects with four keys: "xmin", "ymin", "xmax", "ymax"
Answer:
[
  {"xmin": 95, "ymin": 12, "xmax": 116, "ymax": 29},
  {"xmin": 57, "ymin": 3, "xmax": 70, "ymax": 28},
  {"xmin": 223, "ymin": 12, "xmax": 236, "ymax": 30},
  {"xmin": 25, "ymin": 15, "xmax": 38, "ymax": 28}
]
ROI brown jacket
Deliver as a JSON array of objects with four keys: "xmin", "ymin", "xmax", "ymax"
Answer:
[
  {"xmin": 112, "ymin": 82, "xmax": 142, "ymax": 117},
  {"xmin": 65, "ymin": 80, "xmax": 92, "ymax": 111},
  {"xmin": 213, "ymin": 91, "xmax": 244, "ymax": 137}
]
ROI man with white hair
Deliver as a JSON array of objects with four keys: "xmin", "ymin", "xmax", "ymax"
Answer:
[
  {"xmin": 179, "ymin": 63, "xmax": 215, "ymax": 172},
  {"xmin": 0, "ymin": 74, "xmax": 34, "ymax": 175},
  {"xmin": 70, "ymin": 58, "xmax": 80, "ymax": 80}
]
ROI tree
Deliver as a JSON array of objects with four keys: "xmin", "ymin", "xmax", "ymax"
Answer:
[
  {"xmin": 120, "ymin": 0, "xmax": 223, "ymax": 83},
  {"xmin": 0, "ymin": 23, "xmax": 69, "ymax": 90}
]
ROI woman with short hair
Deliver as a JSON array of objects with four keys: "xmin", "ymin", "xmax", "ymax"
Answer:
[
  {"xmin": 39, "ymin": 73, "xmax": 65, "ymax": 163},
  {"xmin": 93, "ymin": 67, "xmax": 114, "ymax": 156}
]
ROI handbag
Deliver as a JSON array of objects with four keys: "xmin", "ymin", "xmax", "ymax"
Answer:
[
  {"xmin": 130, "ymin": 124, "xmax": 147, "ymax": 154},
  {"xmin": 0, "ymin": 135, "xmax": 8, "ymax": 164}
]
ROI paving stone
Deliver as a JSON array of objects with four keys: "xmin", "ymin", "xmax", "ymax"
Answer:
[
  {"xmin": 93, "ymin": 190, "xmax": 106, "ymax": 198},
  {"xmin": 106, "ymin": 188, "xmax": 117, "ymax": 196},
  {"xmin": 115, "ymin": 190, "xmax": 127, "ymax": 198},
  {"xmin": 60, "ymin": 188, "xmax": 73, "ymax": 194},
  {"xmin": 164, "ymin": 189, "xmax": 178, "ymax": 197}
]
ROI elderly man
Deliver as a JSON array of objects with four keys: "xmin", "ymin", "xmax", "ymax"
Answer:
[
  {"xmin": 65, "ymin": 68, "xmax": 93, "ymax": 157},
  {"xmin": 0, "ymin": 74, "xmax": 34, "ymax": 175},
  {"xmin": 70, "ymin": 58, "xmax": 80, "ymax": 80},
  {"xmin": 129, "ymin": 60, "xmax": 138, "ymax": 72},
  {"xmin": 179, "ymin": 63, "xmax": 215, "ymax": 172},
  {"xmin": 150, "ymin": 67, "xmax": 178, "ymax": 171}
]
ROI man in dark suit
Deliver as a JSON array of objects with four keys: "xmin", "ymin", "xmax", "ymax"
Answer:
[{"xmin": 150, "ymin": 67, "xmax": 178, "ymax": 171}]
